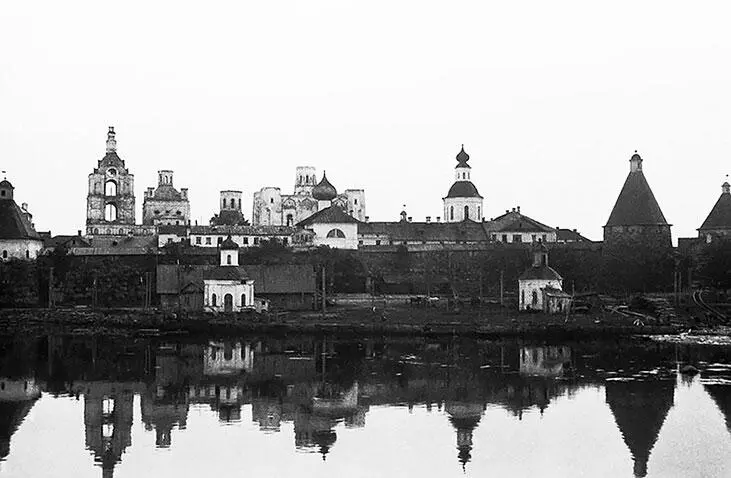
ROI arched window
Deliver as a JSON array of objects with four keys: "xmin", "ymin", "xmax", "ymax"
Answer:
[
  {"xmin": 241, "ymin": 294, "xmax": 246, "ymax": 306},
  {"xmin": 105, "ymin": 180, "xmax": 117, "ymax": 196},
  {"xmin": 212, "ymin": 294, "xmax": 217, "ymax": 306},
  {"xmin": 238, "ymin": 199, "xmax": 241, "ymax": 209},
  {"xmin": 464, "ymin": 206, "xmax": 469, "ymax": 220},
  {"xmin": 222, "ymin": 198, "xmax": 226, "ymax": 209},
  {"xmin": 93, "ymin": 228, "xmax": 99, "ymax": 234},
  {"xmin": 286, "ymin": 214, "xmax": 293, "ymax": 227},
  {"xmin": 226, "ymin": 254, "xmax": 232, "ymax": 265},
  {"xmin": 2, "ymin": 251, "xmax": 7, "ymax": 259},
  {"xmin": 326, "ymin": 228, "xmax": 346, "ymax": 238},
  {"xmin": 25, "ymin": 250, "xmax": 29, "ymax": 259},
  {"xmin": 521, "ymin": 290, "xmax": 525, "ymax": 306},
  {"xmin": 450, "ymin": 206, "xmax": 454, "ymax": 221},
  {"xmin": 532, "ymin": 290, "xmax": 538, "ymax": 306},
  {"xmin": 105, "ymin": 203, "xmax": 118, "ymax": 221},
  {"xmin": 230, "ymin": 198, "xmax": 235, "ymax": 209},
  {"xmin": 477, "ymin": 206, "xmax": 481, "ymax": 219}
]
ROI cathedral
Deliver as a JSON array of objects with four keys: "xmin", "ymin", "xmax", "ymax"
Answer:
[
  {"xmin": 252, "ymin": 167, "xmax": 366, "ymax": 226},
  {"xmin": 142, "ymin": 170, "xmax": 190, "ymax": 226}
]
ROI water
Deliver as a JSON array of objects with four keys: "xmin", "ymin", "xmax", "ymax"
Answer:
[{"xmin": 1, "ymin": 333, "xmax": 731, "ymax": 478}]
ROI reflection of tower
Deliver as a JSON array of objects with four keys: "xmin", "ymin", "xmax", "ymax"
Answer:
[
  {"xmin": 0, "ymin": 378, "xmax": 40, "ymax": 462},
  {"xmin": 204, "ymin": 342, "xmax": 254, "ymax": 376},
  {"xmin": 705, "ymin": 385, "xmax": 731, "ymax": 435},
  {"xmin": 84, "ymin": 385, "xmax": 135, "ymax": 478},
  {"xmin": 445, "ymin": 402, "xmax": 484, "ymax": 471},
  {"xmin": 140, "ymin": 383, "xmax": 189, "ymax": 448},
  {"xmin": 606, "ymin": 380, "xmax": 674, "ymax": 477},
  {"xmin": 519, "ymin": 346, "xmax": 572, "ymax": 377}
]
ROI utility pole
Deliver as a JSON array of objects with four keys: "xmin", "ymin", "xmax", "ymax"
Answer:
[
  {"xmin": 321, "ymin": 265, "xmax": 326, "ymax": 315},
  {"xmin": 48, "ymin": 267, "xmax": 54, "ymax": 309},
  {"xmin": 499, "ymin": 270, "xmax": 504, "ymax": 307}
]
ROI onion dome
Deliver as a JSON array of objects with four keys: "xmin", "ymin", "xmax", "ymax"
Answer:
[
  {"xmin": 312, "ymin": 172, "xmax": 337, "ymax": 201},
  {"xmin": 456, "ymin": 145, "xmax": 470, "ymax": 168},
  {"xmin": 220, "ymin": 235, "xmax": 238, "ymax": 250}
]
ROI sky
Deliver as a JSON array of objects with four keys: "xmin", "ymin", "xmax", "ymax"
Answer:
[{"xmin": 1, "ymin": 1, "xmax": 730, "ymax": 241}]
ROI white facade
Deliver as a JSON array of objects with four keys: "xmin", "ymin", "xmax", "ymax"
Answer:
[
  {"xmin": 204, "ymin": 279, "xmax": 255, "ymax": 312},
  {"xmin": 310, "ymin": 222, "xmax": 359, "ymax": 250},
  {"xmin": 488, "ymin": 231, "xmax": 558, "ymax": 243},
  {"xmin": 443, "ymin": 197, "xmax": 483, "ymax": 223},
  {"xmin": 0, "ymin": 239, "xmax": 43, "ymax": 261},
  {"xmin": 204, "ymin": 342, "xmax": 254, "ymax": 375},
  {"xmin": 519, "ymin": 278, "xmax": 563, "ymax": 311}
]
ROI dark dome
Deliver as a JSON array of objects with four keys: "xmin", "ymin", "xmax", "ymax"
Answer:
[
  {"xmin": 446, "ymin": 181, "xmax": 482, "ymax": 199},
  {"xmin": 220, "ymin": 235, "xmax": 238, "ymax": 250},
  {"xmin": 312, "ymin": 172, "xmax": 337, "ymax": 201},
  {"xmin": 631, "ymin": 152, "xmax": 642, "ymax": 161},
  {"xmin": 519, "ymin": 266, "xmax": 563, "ymax": 281},
  {"xmin": 0, "ymin": 180, "xmax": 12, "ymax": 189},
  {"xmin": 456, "ymin": 145, "xmax": 470, "ymax": 168}
]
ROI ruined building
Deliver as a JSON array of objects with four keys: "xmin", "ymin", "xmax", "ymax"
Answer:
[{"xmin": 142, "ymin": 170, "xmax": 190, "ymax": 226}]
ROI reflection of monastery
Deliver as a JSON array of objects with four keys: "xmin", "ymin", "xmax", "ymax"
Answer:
[{"xmin": 4, "ymin": 335, "xmax": 731, "ymax": 475}]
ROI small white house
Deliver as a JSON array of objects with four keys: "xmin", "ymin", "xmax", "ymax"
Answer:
[
  {"xmin": 518, "ymin": 243, "xmax": 569, "ymax": 312},
  {"xmin": 203, "ymin": 236, "xmax": 254, "ymax": 312}
]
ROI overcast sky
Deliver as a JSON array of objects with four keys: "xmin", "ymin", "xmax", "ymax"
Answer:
[{"xmin": 2, "ymin": 1, "xmax": 729, "ymax": 241}]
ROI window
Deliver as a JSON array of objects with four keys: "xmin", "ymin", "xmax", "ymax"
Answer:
[
  {"xmin": 176, "ymin": 210, "xmax": 181, "ymax": 215},
  {"xmin": 521, "ymin": 290, "xmax": 525, "ymax": 306},
  {"xmin": 2, "ymin": 251, "xmax": 7, "ymax": 259},
  {"xmin": 478, "ymin": 206, "xmax": 481, "ymax": 219},
  {"xmin": 464, "ymin": 206, "xmax": 469, "ymax": 220},
  {"xmin": 25, "ymin": 250, "xmax": 29, "ymax": 258},
  {"xmin": 542, "ymin": 234, "xmax": 547, "ymax": 242},
  {"xmin": 243, "ymin": 237, "xmax": 249, "ymax": 245},
  {"xmin": 513, "ymin": 235, "xmax": 522, "ymax": 243},
  {"xmin": 222, "ymin": 198, "xmax": 226, "ymax": 209},
  {"xmin": 105, "ymin": 203, "xmax": 117, "ymax": 221},
  {"xmin": 217, "ymin": 237, "xmax": 223, "ymax": 245},
  {"xmin": 1, "ymin": 191, "xmax": 5, "ymax": 197},
  {"xmin": 107, "ymin": 168, "xmax": 117, "ymax": 176},
  {"xmin": 205, "ymin": 237, "xmax": 212, "ymax": 245},
  {"xmin": 241, "ymin": 294, "xmax": 246, "ymax": 306},
  {"xmin": 230, "ymin": 198, "xmax": 235, "ymax": 208},
  {"xmin": 254, "ymin": 237, "xmax": 260, "ymax": 245},
  {"xmin": 196, "ymin": 237, "xmax": 201, "ymax": 245},
  {"xmin": 167, "ymin": 238, "xmax": 173, "ymax": 244},
  {"xmin": 501, "ymin": 234, "xmax": 508, "ymax": 242},
  {"xmin": 531, "ymin": 234, "xmax": 536, "ymax": 242},
  {"xmin": 450, "ymin": 206, "xmax": 454, "ymax": 221},
  {"xmin": 238, "ymin": 199, "xmax": 241, "ymax": 209},
  {"xmin": 326, "ymin": 228, "xmax": 346, "ymax": 238},
  {"xmin": 212, "ymin": 294, "xmax": 217, "ymax": 306},
  {"xmin": 283, "ymin": 237, "xmax": 288, "ymax": 245},
  {"xmin": 105, "ymin": 180, "xmax": 117, "ymax": 196},
  {"xmin": 532, "ymin": 290, "xmax": 538, "ymax": 306},
  {"xmin": 270, "ymin": 198, "xmax": 274, "ymax": 204},
  {"xmin": 375, "ymin": 240, "xmax": 381, "ymax": 245},
  {"xmin": 286, "ymin": 214, "xmax": 293, "ymax": 226},
  {"xmin": 227, "ymin": 254, "xmax": 232, "ymax": 265}
]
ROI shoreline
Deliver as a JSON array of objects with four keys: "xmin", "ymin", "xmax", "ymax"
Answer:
[{"xmin": 0, "ymin": 306, "xmax": 695, "ymax": 340}]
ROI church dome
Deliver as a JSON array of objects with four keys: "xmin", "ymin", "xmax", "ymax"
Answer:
[
  {"xmin": 446, "ymin": 181, "xmax": 482, "ymax": 198},
  {"xmin": 0, "ymin": 180, "xmax": 12, "ymax": 189},
  {"xmin": 312, "ymin": 172, "xmax": 337, "ymax": 201},
  {"xmin": 456, "ymin": 145, "xmax": 470, "ymax": 167}
]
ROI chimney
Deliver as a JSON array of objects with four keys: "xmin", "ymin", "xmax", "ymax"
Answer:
[
  {"xmin": 506, "ymin": 210, "xmax": 509, "ymax": 214},
  {"xmin": 365, "ymin": 216, "xmax": 370, "ymax": 222},
  {"xmin": 573, "ymin": 229, "xmax": 577, "ymax": 232},
  {"xmin": 436, "ymin": 216, "xmax": 441, "ymax": 222},
  {"xmin": 77, "ymin": 230, "xmax": 82, "ymax": 236},
  {"xmin": 517, "ymin": 206, "xmax": 521, "ymax": 213},
  {"xmin": 511, "ymin": 207, "xmax": 515, "ymax": 213},
  {"xmin": 426, "ymin": 216, "xmax": 431, "ymax": 223},
  {"xmin": 181, "ymin": 188, "xmax": 188, "ymax": 200},
  {"xmin": 408, "ymin": 217, "xmax": 412, "ymax": 222}
]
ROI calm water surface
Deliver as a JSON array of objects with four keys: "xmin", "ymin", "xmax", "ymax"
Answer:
[{"xmin": 1, "ymin": 331, "xmax": 731, "ymax": 477}]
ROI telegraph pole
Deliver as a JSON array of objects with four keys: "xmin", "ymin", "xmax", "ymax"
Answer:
[{"xmin": 321, "ymin": 265, "xmax": 326, "ymax": 315}]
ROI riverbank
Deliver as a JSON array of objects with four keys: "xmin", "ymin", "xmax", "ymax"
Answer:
[{"xmin": 0, "ymin": 303, "xmax": 697, "ymax": 340}]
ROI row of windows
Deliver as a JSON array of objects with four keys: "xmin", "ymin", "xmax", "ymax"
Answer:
[
  {"xmin": 192, "ymin": 236, "xmax": 288, "ymax": 246},
  {"xmin": 223, "ymin": 198, "xmax": 242, "ymax": 209},
  {"xmin": 210, "ymin": 293, "xmax": 247, "ymax": 306},
  {"xmin": 1, "ymin": 250, "xmax": 31, "ymax": 259},
  {"xmin": 489, "ymin": 234, "xmax": 548, "ymax": 243}
]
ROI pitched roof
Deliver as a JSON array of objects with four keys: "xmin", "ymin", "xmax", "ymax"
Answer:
[
  {"xmin": 445, "ymin": 181, "xmax": 482, "ymax": 199},
  {"xmin": 555, "ymin": 228, "xmax": 593, "ymax": 242},
  {"xmin": 606, "ymin": 171, "xmax": 668, "ymax": 226},
  {"xmin": 359, "ymin": 221, "xmax": 488, "ymax": 242},
  {"xmin": 0, "ymin": 200, "xmax": 41, "ymax": 240},
  {"xmin": 519, "ymin": 265, "xmax": 563, "ymax": 281},
  {"xmin": 698, "ymin": 187, "xmax": 731, "ymax": 231},
  {"xmin": 190, "ymin": 225, "xmax": 295, "ymax": 235},
  {"xmin": 44, "ymin": 235, "xmax": 91, "ymax": 249},
  {"xmin": 297, "ymin": 206, "xmax": 359, "ymax": 226},
  {"xmin": 157, "ymin": 264, "xmax": 315, "ymax": 294},
  {"xmin": 486, "ymin": 211, "xmax": 554, "ymax": 233},
  {"xmin": 151, "ymin": 184, "xmax": 184, "ymax": 201},
  {"xmin": 203, "ymin": 266, "xmax": 249, "ymax": 281}
]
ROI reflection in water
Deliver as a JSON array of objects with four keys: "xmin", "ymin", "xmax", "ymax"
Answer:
[{"xmin": 0, "ymin": 334, "xmax": 731, "ymax": 476}]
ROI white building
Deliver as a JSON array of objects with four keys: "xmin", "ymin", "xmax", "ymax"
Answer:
[
  {"xmin": 443, "ymin": 146, "xmax": 484, "ymax": 223},
  {"xmin": 518, "ymin": 243, "xmax": 569, "ymax": 312},
  {"xmin": 203, "ymin": 236, "xmax": 255, "ymax": 312},
  {"xmin": 0, "ymin": 178, "xmax": 44, "ymax": 261},
  {"xmin": 252, "ymin": 167, "xmax": 366, "ymax": 226}
]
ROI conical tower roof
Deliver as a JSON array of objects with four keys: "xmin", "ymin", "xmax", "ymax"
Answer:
[
  {"xmin": 605, "ymin": 379, "xmax": 674, "ymax": 477},
  {"xmin": 605, "ymin": 152, "xmax": 668, "ymax": 227},
  {"xmin": 698, "ymin": 181, "xmax": 731, "ymax": 232}
]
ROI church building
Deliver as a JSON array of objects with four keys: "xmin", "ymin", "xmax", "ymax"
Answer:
[
  {"xmin": 142, "ymin": 170, "xmax": 190, "ymax": 226},
  {"xmin": 203, "ymin": 236, "xmax": 255, "ymax": 313},
  {"xmin": 518, "ymin": 243, "xmax": 570, "ymax": 313},
  {"xmin": 443, "ymin": 146, "xmax": 483, "ymax": 223},
  {"xmin": 0, "ymin": 177, "xmax": 44, "ymax": 261},
  {"xmin": 86, "ymin": 127, "xmax": 139, "ymax": 236},
  {"xmin": 252, "ymin": 167, "xmax": 366, "ymax": 226},
  {"xmin": 698, "ymin": 178, "xmax": 731, "ymax": 242}
]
